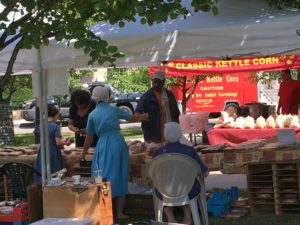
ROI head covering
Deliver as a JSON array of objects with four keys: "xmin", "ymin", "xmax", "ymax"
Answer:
[
  {"xmin": 224, "ymin": 103, "xmax": 238, "ymax": 111},
  {"xmin": 92, "ymin": 86, "xmax": 110, "ymax": 103},
  {"xmin": 152, "ymin": 71, "xmax": 165, "ymax": 80},
  {"xmin": 164, "ymin": 122, "xmax": 182, "ymax": 143}
]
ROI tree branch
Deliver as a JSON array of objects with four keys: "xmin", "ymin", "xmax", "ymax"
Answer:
[
  {"xmin": 0, "ymin": 37, "xmax": 23, "ymax": 93},
  {"xmin": 0, "ymin": 33, "xmax": 22, "ymax": 51},
  {"xmin": 0, "ymin": 1, "xmax": 18, "ymax": 19}
]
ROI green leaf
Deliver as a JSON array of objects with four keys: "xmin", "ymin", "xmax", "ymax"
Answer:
[
  {"xmin": 74, "ymin": 41, "xmax": 82, "ymax": 49},
  {"xmin": 84, "ymin": 47, "xmax": 90, "ymax": 54},
  {"xmin": 107, "ymin": 46, "xmax": 118, "ymax": 53},
  {"xmin": 140, "ymin": 18, "xmax": 147, "ymax": 25},
  {"xmin": 212, "ymin": 6, "xmax": 219, "ymax": 16},
  {"xmin": 118, "ymin": 21, "xmax": 125, "ymax": 27}
]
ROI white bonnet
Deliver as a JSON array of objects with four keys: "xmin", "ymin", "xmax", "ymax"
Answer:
[
  {"xmin": 92, "ymin": 86, "xmax": 110, "ymax": 103},
  {"xmin": 164, "ymin": 122, "xmax": 182, "ymax": 143}
]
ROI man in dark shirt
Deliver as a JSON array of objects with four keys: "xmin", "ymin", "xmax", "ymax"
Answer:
[{"xmin": 135, "ymin": 71, "xmax": 180, "ymax": 142}]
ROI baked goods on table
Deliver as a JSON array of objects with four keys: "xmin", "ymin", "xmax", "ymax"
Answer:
[{"xmin": 214, "ymin": 114, "xmax": 300, "ymax": 129}]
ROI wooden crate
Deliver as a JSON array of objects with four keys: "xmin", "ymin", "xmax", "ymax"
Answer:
[
  {"xmin": 247, "ymin": 161, "xmax": 300, "ymax": 215},
  {"xmin": 273, "ymin": 162, "xmax": 300, "ymax": 214},
  {"xmin": 247, "ymin": 163, "xmax": 275, "ymax": 215}
]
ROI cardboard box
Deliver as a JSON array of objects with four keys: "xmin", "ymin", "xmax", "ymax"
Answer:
[
  {"xmin": 27, "ymin": 183, "xmax": 43, "ymax": 223},
  {"xmin": 43, "ymin": 182, "xmax": 113, "ymax": 225}
]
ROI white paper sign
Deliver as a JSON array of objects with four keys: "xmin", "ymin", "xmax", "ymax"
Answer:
[{"xmin": 276, "ymin": 129, "xmax": 297, "ymax": 147}]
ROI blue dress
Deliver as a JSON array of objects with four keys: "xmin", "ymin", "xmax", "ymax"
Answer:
[
  {"xmin": 35, "ymin": 121, "xmax": 63, "ymax": 182},
  {"xmin": 86, "ymin": 102, "xmax": 131, "ymax": 198}
]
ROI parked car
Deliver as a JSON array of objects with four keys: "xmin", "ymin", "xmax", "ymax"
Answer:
[
  {"xmin": 86, "ymin": 82, "xmax": 142, "ymax": 115},
  {"xmin": 21, "ymin": 98, "xmax": 70, "ymax": 122},
  {"xmin": 21, "ymin": 83, "xmax": 143, "ymax": 122}
]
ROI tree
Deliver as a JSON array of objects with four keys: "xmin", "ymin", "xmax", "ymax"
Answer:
[
  {"xmin": 166, "ymin": 74, "xmax": 220, "ymax": 113},
  {"xmin": 68, "ymin": 68, "xmax": 95, "ymax": 93},
  {"xmin": 3, "ymin": 74, "xmax": 32, "ymax": 108},
  {"xmin": 0, "ymin": 0, "xmax": 219, "ymax": 146},
  {"xmin": 256, "ymin": 69, "xmax": 300, "ymax": 83},
  {"xmin": 267, "ymin": 0, "xmax": 300, "ymax": 9},
  {"xmin": 107, "ymin": 67, "xmax": 151, "ymax": 93}
]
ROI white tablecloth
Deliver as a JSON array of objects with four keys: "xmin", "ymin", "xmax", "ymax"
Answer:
[{"xmin": 30, "ymin": 218, "xmax": 93, "ymax": 225}]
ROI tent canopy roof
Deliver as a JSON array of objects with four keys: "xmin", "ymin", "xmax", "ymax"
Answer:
[
  {"xmin": 1, "ymin": 0, "xmax": 300, "ymax": 73},
  {"xmin": 91, "ymin": 0, "xmax": 300, "ymax": 67}
]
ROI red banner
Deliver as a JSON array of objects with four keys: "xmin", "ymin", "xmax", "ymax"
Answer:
[{"xmin": 150, "ymin": 54, "xmax": 300, "ymax": 76}]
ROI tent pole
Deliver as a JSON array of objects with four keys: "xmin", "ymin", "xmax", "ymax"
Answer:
[
  {"xmin": 43, "ymin": 69, "xmax": 51, "ymax": 180},
  {"xmin": 37, "ymin": 48, "xmax": 46, "ymax": 187}
]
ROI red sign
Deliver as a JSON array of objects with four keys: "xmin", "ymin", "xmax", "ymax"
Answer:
[
  {"xmin": 173, "ymin": 73, "xmax": 258, "ymax": 112},
  {"xmin": 150, "ymin": 54, "xmax": 300, "ymax": 75}
]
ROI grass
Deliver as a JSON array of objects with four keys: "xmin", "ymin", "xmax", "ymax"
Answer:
[
  {"xmin": 14, "ymin": 133, "xmax": 35, "ymax": 146},
  {"xmin": 13, "ymin": 127, "xmax": 143, "ymax": 146},
  {"xmin": 114, "ymin": 213, "xmax": 300, "ymax": 225}
]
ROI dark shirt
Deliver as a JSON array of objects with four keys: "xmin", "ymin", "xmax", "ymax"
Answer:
[
  {"xmin": 69, "ymin": 100, "xmax": 98, "ymax": 147},
  {"xmin": 153, "ymin": 142, "xmax": 208, "ymax": 200},
  {"xmin": 135, "ymin": 88, "xmax": 180, "ymax": 142}
]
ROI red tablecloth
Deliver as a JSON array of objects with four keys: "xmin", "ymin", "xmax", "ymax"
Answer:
[{"xmin": 207, "ymin": 128, "xmax": 300, "ymax": 146}]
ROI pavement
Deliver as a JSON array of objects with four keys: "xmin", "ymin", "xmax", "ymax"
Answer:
[
  {"xmin": 13, "ymin": 119, "xmax": 247, "ymax": 189},
  {"xmin": 13, "ymin": 119, "xmax": 141, "ymax": 134}
]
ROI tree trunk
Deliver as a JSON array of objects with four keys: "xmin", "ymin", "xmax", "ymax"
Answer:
[{"xmin": 0, "ymin": 101, "xmax": 15, "ymax": 146}]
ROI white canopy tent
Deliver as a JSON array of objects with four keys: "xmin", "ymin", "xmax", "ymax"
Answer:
[
  {"xmin": 0, "ymin": 0, "xmax": 299, "ymax": 185},
  {"xmin": 91, "ymin": 0, "xmax": 300, "ymax": 66}
]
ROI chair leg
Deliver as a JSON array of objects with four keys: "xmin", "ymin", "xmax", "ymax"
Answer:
[
  {"xmin": 198, "ymin": 194, "xmax": 209, "ymax": 225},
  {"xmin": 152, "ymin": 191, "xmax": 159, "ymax": 220},
  {"xmin": 157, "ymin": 200, "xmax": 164, "ymax": 222},
  {"xmin": 190, "ymin": 198, "xmax": 201, "ymax": 225}
]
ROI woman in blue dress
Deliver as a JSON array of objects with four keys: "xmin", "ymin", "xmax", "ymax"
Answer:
[{"xmin": 82, "ymin": 86, "xmax": 148, "ymax": 219}]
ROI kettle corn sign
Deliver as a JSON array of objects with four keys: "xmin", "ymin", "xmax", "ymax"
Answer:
[{"xmin": 164, "ymin": 55, "xmax": 300, "ymax": 75}]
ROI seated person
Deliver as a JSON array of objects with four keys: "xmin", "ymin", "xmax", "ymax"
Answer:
[
  {"xmin": 153, "ymin": 122, "xmax": 209, "ymax": 225},
  {"xmin": 224, "ymin": 103, "xmax": 238, "ymax": 119}
]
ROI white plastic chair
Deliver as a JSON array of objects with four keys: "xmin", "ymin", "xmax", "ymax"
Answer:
[{"xmin": 148, "ymin": 153, "xmax": 209, "ymax": 225}]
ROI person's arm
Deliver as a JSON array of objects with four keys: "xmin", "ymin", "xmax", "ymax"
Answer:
[
  {"xmin": 68, "ymin": 118, "xmax": 80, "ymax": 133},
  {"xmin": 55, "ymin": 137, "xmax": 72, "ymax": 149},
  {"xmin": 168, "ymin": 91, "xmax": 180, "ymax": 122},
  {"xmin": 277, "ymin": 98, "xmax": 282, "ymax": 115},
  {"xmin": 68, "ymin": 107, "xmax": 80, "ymax": 133},
  {"xmin": 135, "ymin": 93, "xmax": 147, "ymax": 114},
  {"xmin": 82, "ymin": 134, "xmax": 93, "ymax": 161},
  {"xmin": 190, "ymin": 147, "xmax": 209, "ymax": 177},
  {"xmin": 130, "ymin": 113, "xmax": 149, "ymax": 122},
  {"xmin": 277, "ymin": 83, "xmax": 282, "ymax": 115}
]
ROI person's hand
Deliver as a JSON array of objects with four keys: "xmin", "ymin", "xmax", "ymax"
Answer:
[
  {"xmin": 204, "ymin": 170, "xmax": 209, "ymax": 177},
  {"xmin": 64, "ymin": 138, "xmax": 74, "ymax": 146},
  {"xmin": 276, "ymin": 109, "xmax": 280, "ymax": 115},
  {"xmin": 73, "ymin": 127, "xmax": 80, "ymax": 134},
  {"xmin": 141, "ymin": 113, "xmax": 149, "ymax": 121}
]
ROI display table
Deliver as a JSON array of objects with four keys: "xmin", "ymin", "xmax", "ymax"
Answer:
[
  {"xmin": 207, "ymin": 128, "xmax": 300, "ymax": 146},
  {"xmin": 43, "ymin": 181, "xmax": 113, "ymax": 225},
  {"xmin": 0, "ymin": 155, "xmax": 36, "ymax": 165}
]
